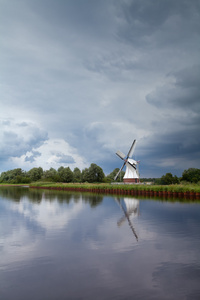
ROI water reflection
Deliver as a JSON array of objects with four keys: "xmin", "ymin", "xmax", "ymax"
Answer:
[
  {"xmin": 0, "ymin": 187, "xmax": 200, "ymax": 300},
  {"xmin": 115, "ymin": 198, "xmax": 139, "ymax": 241}
]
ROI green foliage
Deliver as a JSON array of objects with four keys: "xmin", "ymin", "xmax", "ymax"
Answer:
[
  {"xmin": 73, "ymin": 167, "xmax": 81, "ymax": 182},
  {"xmin": 89, "ymin": 163, "xmax": 105, "ymax": 182},
  {"xmin": 29, "ymin": 181, "xmax": 200, "ymax": 195},
  {"xmin": 42, "ymin": 168, "xmax": 58, "ymax": 182},
  {"xmin": 0, "ymin": 163, "xmax": 106, "ymax": 184},
  {"xmin": 0, "ymin": 168, "xmax": 30, "ymax": 184},
  {"xmin": 106, "ymin": 168, "xmax": 125, "ymax": 182},
  {"xmin": 27, "ymin": 167, "xmax": 43, "ymax": 181},
  {"xmin": 81, "ymin": 163, "xmax": 105, "ymax": 183},
  {"xmin": 160, "ymin": 173, "xmax": 180, "ymax": 185},
  {"xmin": 2, "ymin": 166, "xmax": 199, "ymax": 188},
  {"xmin": 181, "ymin": 168, "xmax": 200, "ymax": 183},
  {"xmin": 58, "ymin": 167, "xmax": 73, "ymax": 183}
]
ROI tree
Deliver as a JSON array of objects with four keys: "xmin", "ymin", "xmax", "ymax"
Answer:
[
  {"xmin": 81, "ymin": 168, "xmax": 90, "ymax": 182},
  {"xmin": 160, "ymin": 173, "xmax": 180, "ymax": 185},
  {"xmin": 181, "ymin": 168, "xmax": 200, "ymax": 183},
  {"xmin": 81, "ymin": 164, "xmax": 105, "ymax": 183},
  {"xmin": 43, "ymin": 168, "xmax": 58, "ymax": 181},
  {"xmin": 73, "ymin": 167, "xmax": 81, "ymax": 182},
  {"xmin": 88, "ymin": 163, "xmax": 105, "ymax": 183},
  {"xmin": 106, "ymin": 168, "xmax": 125, "ymax": 182},
  {"xmin": 0, "ymin": 168, "xmax": 26, "ymax": 183},
  {"xmin": 58, "ymin": 167, "xmax": 73, "ymax": 183},
  {"xmin": 27, "ymin": 167, "xmax": 43, "ymax": 181}
]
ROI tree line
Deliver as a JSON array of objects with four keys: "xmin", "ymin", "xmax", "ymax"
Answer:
[
  {"xmin": 0, "ymin": 165, "xmax": 199, "ymax": 185},
  {"xmin": 0, "ymin": 164, "xmax": 124, "ymax": 184},
  {"xmin": 141, "ymin": 168, "xmax": 200, "ymax": 185},
  {"xmin": 0, "ymin": 164, "xmax": 104, "ymax": 184}
]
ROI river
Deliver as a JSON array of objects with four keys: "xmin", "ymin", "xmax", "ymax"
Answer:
[{"xmin": 0, "ymin": 186, "xmax": 200, "ymax": 300}]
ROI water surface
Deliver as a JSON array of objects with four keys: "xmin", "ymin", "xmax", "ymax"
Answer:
[{"xmin": 0, "ymin": 187, "xmax": 200, "ymax": 300}]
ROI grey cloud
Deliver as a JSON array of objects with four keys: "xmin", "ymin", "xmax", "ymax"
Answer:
[
  {"xmin": 52, "ymin": 152, "xmax": 75, "ymax": 164},
  {"xmin": 25, "ymin": 156, "xmax": 35, "ymax": 163},
  {"xmin": 146, "ymin": 65, "xmax": 200, "ymax": 111},
  {"xmin": 28, "ymin": 0, "xmax": 115, "ymax": 38},
  {"xmin": 138, "ymin": 125, "xmax": 200, "ymax": 177},
  {"xmin": 173, "ymin": 65, "xmax": 200, "ymax": 89},
  {"xmin": 57, "ymin": 155, "xmax": 75, "ymax": 164},
  {"xmin": 117, "ymin": 0, "xmax": 200, "ymax": 46},
  {"xmin": 2, "ymin": 120, "xmax": 11, "ymax": 126},
  {"xmin": 0, "ymin": 0, "xmax": 199, "ymax": 177},
  {"xmin": 25, "ymin": 151, "xmax": 41, "ymax": 163},
  {"xmin": 0, "ymin": 121, "xmax": 48, "ymax": 161},
  {"xmin": 17, "ymin": 122, "xmax": 29, "ymax": 127}
]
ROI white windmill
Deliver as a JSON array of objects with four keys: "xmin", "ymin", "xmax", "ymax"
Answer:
[{"xmin": 114, "ymin": 139, "xmax": 140, "ymax": 183}]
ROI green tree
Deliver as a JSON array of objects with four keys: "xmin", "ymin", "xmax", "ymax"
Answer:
[
  {"xmin": 88, "ymin": 163, "xmax": 105, "ymax": 183},
  {"xmin": 27, "ymin": 167, "xmax": 43, "ymax": 181},
  {"xmin": 106, "ymin": 168, "xmax": 125, "ymax": 182},
  {"xmin": 2, "ymin": 169, "xmax": 32, "ymax": 183},
  {"xmin": 58, "ymin": 167, "xmax": 73, "ymax": 183},
  {"xmin": 0, "ymin": 168, "xmax": 25, "ymax": 183},
  {"xmin": 73, "ymin": 167, "xmax": 81, "ymax": 182},
  {"xmin": 81, "ymin": 168, "xmax": 90, "ymax": 182},
  {"xmin": 81, "ymin": 164, "xmax": 105, "ymax": 183},
  {"xmin": 181, "ymin": 168, "xmax": 200, "ymax": 183},
  {"xmin": 160, "ymin": 173, "xmax": 180, "ymax": 185},
  {"xmin": 43, "ymin": 168, "xmax": 58, "ymax": 181}
]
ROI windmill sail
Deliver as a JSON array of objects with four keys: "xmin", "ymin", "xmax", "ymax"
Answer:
[
  {"xmin": 116, "ymin": 150, "xmax": 126, "ymax": 160},
  {"xmin": 127, "ymin": 139, "xmax": 136, "ymax": 158}
]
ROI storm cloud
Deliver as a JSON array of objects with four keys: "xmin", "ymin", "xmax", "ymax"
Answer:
[{"xmin": 0, "ymin": 0, "xmax": 199, "ymax": 176}]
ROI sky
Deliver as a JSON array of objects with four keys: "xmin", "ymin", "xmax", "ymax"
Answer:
[{"xmin": 0, "ymin": 0, "xmax": 200, "ymax": 177}]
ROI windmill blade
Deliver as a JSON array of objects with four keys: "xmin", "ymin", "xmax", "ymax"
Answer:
[
  {"xmin": 127, "ymin": 160, "xmax": 137, "ymax": 170},
  {"xmin": 116, "ymin": 150, "xmax": 126, "ymax": 160},
  {"xmin": 114, "ymin": 161, "xmax": 126, "ymax": 180},
  {"xmin": 127, "ymin": 139, "xmax": 136, "ymax": 158}
]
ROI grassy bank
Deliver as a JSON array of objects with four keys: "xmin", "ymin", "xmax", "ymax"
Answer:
[
  {"xmin": 29, "ymin": 182, "xmax": 200, "ymax": 195},
  {"xmin": 1, "ymin": 182, "xmax": 199, "ymax": 198}
]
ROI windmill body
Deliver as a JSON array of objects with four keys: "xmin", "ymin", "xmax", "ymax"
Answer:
[
  {"xmin": 124, "ymin": 158, "xmax": 139, "ymax": 183},
  {"xmin": 115, "ymin": 140, "xmax": 140, "ymax": 183}
]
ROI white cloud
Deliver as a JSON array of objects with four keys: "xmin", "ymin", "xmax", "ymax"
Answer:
[{"xmin": 12, "ymin": 138, "xmax": 88, "ymax": 171}]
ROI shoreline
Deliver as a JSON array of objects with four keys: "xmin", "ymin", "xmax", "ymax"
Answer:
[
  {"xmin": 29, "ymin": 185, "xmax": 200, "ymax": 200},
  {"xmin": 1, "ymin": 183, "xmax": 199, "ymax": 200}
]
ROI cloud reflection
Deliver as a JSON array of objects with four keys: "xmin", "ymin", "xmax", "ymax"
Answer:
[{"xmin": 1, "ymin": 189, "xmax": 200, "ymax": 299}]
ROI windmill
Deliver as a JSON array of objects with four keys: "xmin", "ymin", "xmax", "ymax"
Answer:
[{"xmin": 114, "ymin": 139, "xmax": 140, "ymax": 183}]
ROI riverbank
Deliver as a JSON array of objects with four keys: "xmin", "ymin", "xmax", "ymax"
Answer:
[{"xmin": 28, "ymin": 182, "xmax": 200, "ymax": 199}]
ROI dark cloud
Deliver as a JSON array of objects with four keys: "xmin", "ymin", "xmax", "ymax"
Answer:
[
  {"xmin": 0, "ymin": 0, "xmax": 199, "ymax": 176},
  {"xmin": 147, "ymin": 65, "xmax": 200, "ymax": 111},
  {"xmin": 117, "ymin": 0, "xmax": 200, "ymax": 46}
]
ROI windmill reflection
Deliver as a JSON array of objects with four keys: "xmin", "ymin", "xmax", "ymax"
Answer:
[{"xmin": 115, "ymin": 197, "xmax": 139, "ymax": 241}]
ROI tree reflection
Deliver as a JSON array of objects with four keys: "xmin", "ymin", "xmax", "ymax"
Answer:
[
  {"xmin": 0, "ymin": 186, "xmax": 30, "ymax": 202},
  {"xmin": 82, "ymin": 193, "xmax": 103, "ymax": 207},
  {"xmin": 0, "ymin": 187, "xmax": 103, "ymax": 208}
]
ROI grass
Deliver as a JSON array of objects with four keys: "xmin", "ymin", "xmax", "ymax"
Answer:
[
  {"xmin": 1, "ymin": 181, "xmax": 199, "ymax": 193},
  {"xmin": 28, "ymin": 182, "xmax": 200, "ymax": 193}
]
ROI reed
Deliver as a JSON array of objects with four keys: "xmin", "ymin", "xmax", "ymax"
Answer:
[{"xmin": 29, "ymin": 182, "xmax": 200, "ymax": 194}]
